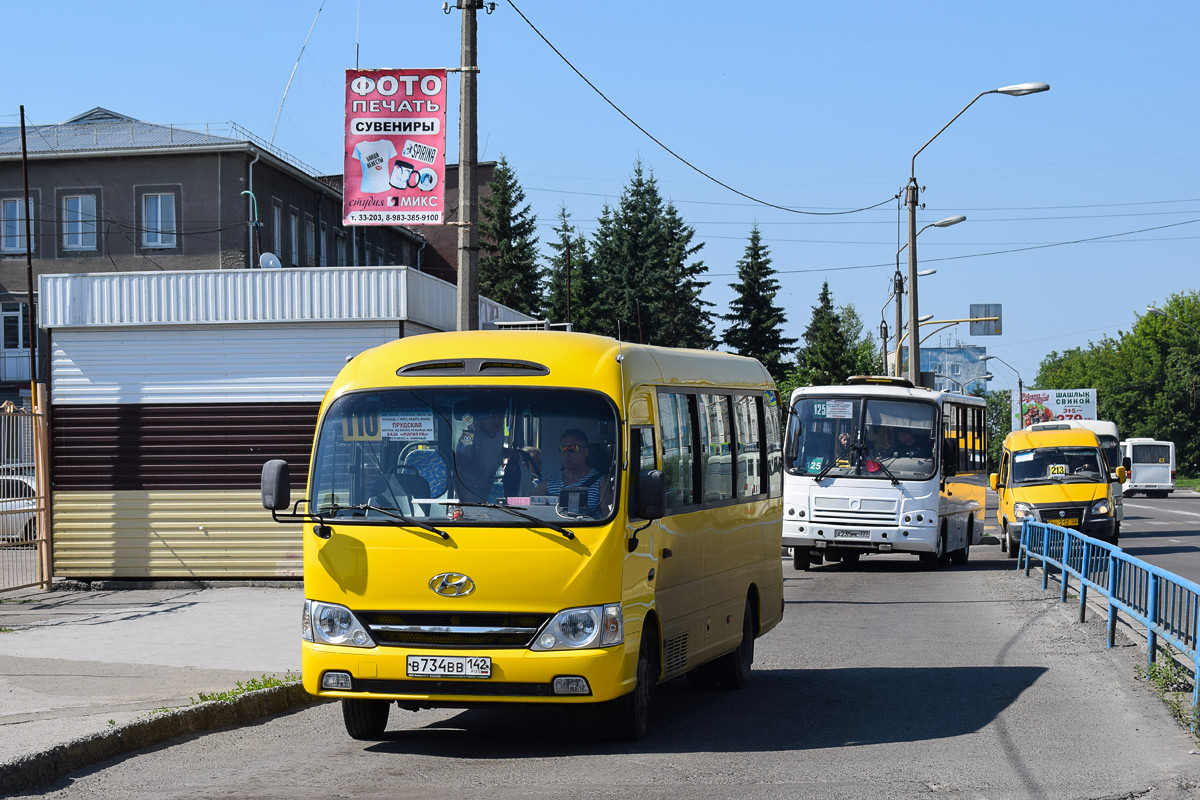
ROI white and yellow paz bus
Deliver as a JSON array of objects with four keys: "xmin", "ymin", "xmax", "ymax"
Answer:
[{"xmin": 261, "ymin": 331, "xmax": 783, "ymax": 740}]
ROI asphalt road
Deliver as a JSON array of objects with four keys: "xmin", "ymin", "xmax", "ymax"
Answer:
[{"xmin": 16, "ymin": 528, "xmax": 1200, "ymax": 800}]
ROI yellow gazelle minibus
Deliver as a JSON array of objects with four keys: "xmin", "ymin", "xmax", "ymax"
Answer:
[{"xmin": 261, "ymin": 331, "xmax": 784, "ymax": 741}]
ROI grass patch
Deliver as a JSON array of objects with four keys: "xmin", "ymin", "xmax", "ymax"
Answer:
[
  {"xmin": 143, "ymin": 671, "xmax": 301, "ymax": 718},
  {"xmin": 0, "ymin": 627, "xmax": 14, "ymax": 633},
  {"xmin": 191, "ymin": 671, "xmax": 301, "ymax": 705},
  {"xmin": 1136, "ymin": 644, "xmax": 1199, "ymax": 741},
  {"xmin": 1177, "ymin": 478, "xmax": 1199, "ymax": 490}
]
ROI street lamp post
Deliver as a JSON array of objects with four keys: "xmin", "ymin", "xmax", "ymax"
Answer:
[
  {"xmin": 893, "ymin": 215, "xmax": 964, "ymax": 376},
  {"xmin": 981, "ymin": 354, "xmax": 1024, "ymax": 427},
  {"xmin": 1147, "ymin": 305, "xmax": 1200, "ymax": 338},
  {"xmin": 905, "ymin": 82, "xmax": 1050, "ymax": 385}
]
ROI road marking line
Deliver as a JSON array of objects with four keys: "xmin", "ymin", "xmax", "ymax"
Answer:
[{"xmin": 1124, "ymin": 503, "xmax": 1200, "ymax": 519}]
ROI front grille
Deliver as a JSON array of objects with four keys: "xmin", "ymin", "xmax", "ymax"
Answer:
[
  {"xmin": 810, "ymin": 495, "xmax": 898, "ymax": 526},
  {"xmin": 358, "ymin": 611, "xmax": 551, "ymax": 649},
  {"xmin": 1037, "ymin": 504, "xmax": 1088, "ymax": 522},
  {"xmin": 355, "ymin": 678, "xmax": 555, "ymax": 697}
]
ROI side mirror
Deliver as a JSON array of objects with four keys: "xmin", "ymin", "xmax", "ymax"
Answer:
[
  {"xmin": 941, "ymin": 439, "xmax": 958, "ymax": 477},
  {"xmin": 989, "ymin": 473, "xmax": 999, "ymax": 492},
  {"xmin": 634, "ymin": 469, "xmax": 666, "ymax": 521},
  {"xmin": 261, "ymin": 460, "xmax": 292, "ymax": 511},
  {"xmin": 1122, "ymin": 456, "xmax": 1132, "ymax": 471},
  {"xmin": 1116, "ymin": 465, "xmax": 1127, "ymax": 484}
]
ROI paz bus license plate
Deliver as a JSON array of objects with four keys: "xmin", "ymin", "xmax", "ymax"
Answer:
[
  {"xmin": 834, "ymin": 529, "xmax": 870, "ymax": 539},
  {"xmin": 406, "ymin": 655, "xmax": 491, "ymax": 679}
]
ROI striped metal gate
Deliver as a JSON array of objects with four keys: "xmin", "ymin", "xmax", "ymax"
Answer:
[{"xmin": 0, "ymin": 405, "xmax": 49, "ymax": 592}]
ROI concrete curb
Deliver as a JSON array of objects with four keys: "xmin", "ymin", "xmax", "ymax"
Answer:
[{"xmin": 0, "ymin": 682, "xmax": 323, "ymax": 796}]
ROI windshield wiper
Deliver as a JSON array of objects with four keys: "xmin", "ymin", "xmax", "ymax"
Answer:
[
  {"xmin": 326, "ymin": 503, "xmax": 450, "ymax": 540},
  {"xmin": 813, "ymin": 441, "xmax": 857, "ymax": 482},
  {"xmin": 451, "ymin": 501, "xmax": 576, "ymax": 540},
  {"xmin": 866, "ymin": 457, "xmax": 901, "ymax": 486}
]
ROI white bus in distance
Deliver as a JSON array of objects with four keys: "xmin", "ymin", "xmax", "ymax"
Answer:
[
  {"xmin": 782, "ymin": 376, "xmax": 987, "ymax": 569},
  {"xmin": 1120, "ymin": 438, "xmax": 1175, "ymax": 497}
]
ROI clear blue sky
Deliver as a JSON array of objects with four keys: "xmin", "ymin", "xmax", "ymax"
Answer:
[{"xmin": 5, "ymin": 1, "xmax": 1197, "ymax": 395}]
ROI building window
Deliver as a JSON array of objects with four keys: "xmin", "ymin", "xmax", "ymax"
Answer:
[
  {"xmin": 272, "ymin": 202, "xmax": 282, "ymax": 257},
  {"xmin": 1, "ymin": 198, "xmax": 34, "ymax": 254},
  {"xmin": 950, "ymin": 363, "xmax": 961, "ymax": 376},
  {"xmin": 290, "ymin": 210, "xmax": 300, "ymax": 266},
  {"xmin": 320, "ymin": 223, "xmax": 328, "ymax": 268},
  {"xmin": 335, "ymin": 230, "xmax": 346, "ymax": 266},
  {"xmin": 63, "ymin": 195, "xmax": 97, "ymax": 251},
  {"xmin": 2, "ymin": 302, "xmax": 29, "ymax": 349},
  {"xmin": 142, "ymin": 193, "xmax": 176, "ymax": 248},
  {"xmin": 305, "ymin": 218, "xmax": 316, "ymax": 267}
]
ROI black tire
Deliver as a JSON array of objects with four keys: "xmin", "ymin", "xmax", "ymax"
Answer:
[
  {"xmin": 20, "ymin": 520, "xmax": 36, "ymax": 548},
  {"xmin": 792, "ymin": 547, "xmax": 811, "ymax": 571},
  {"xmin": 714, "ymin": 600, "xmax": 755, "ymax": 690},
  {"xmin": 342, "ymin": 698, "xmax": 390, "ymax": 740},
  {"xmin": 919, "ymin": 530, "xmax": 945, "ymax": 569},
  {"xmin": 1004, "ymin": 521, "xmax": 1019, "ymax": 559},
  {"xmin": 610, "ymin": 630, "xmax": 656, "ymax": 740},
  {"xmin": 950, "ymin": 520, "xmax": 972, "ymax": 566},
  {"xmin": 1111, "ymin": 523, "xmax": 1120, "ymax": 546}
]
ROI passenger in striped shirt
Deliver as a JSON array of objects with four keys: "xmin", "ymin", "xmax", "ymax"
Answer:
[{"xmin": 543, "ymin": 429, "xmax": 611, "ymax": 514}]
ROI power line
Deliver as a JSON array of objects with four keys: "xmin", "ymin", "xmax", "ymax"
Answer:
[{"xmin": 504, "ymin": 0, "xmax": 896, "ymax": 217}]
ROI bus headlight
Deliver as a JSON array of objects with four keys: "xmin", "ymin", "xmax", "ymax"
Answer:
[
  {"xmin": 1013, "ymin": 503, "xmax": 1036, "ymax": 521},
  {"xmin": 308, "ymin": 600, "xmax": 374, "ymax": 648},
  {"xmin": 531, "ymin": 604, "xmax": 623, "ymax": 651},
  {"xmin": 1090, "ymin": 499, "xmax": 1112, "ymax": 517}
]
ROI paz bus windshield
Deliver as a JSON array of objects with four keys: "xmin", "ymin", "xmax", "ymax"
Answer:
[
  {"xmin": 784, "ymin": 396, "xmax": 938, "ymax": 481},
  {"xmin": 310, "ymin": 388, "xmax": 619, "ymax": 525}
]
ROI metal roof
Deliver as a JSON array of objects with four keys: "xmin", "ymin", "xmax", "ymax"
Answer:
[{"xmin": 0, "ymin": 107, "xmax": 320, "ymax": 176}]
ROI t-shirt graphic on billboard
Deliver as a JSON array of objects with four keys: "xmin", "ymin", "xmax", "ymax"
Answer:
[{"xmin": 352, "ymin": 140, "xmax": 398, "ymax": 193}]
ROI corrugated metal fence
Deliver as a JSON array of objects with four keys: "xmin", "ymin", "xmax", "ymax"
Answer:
[{"xmin": 0, "ymin": 406, "xmax": 49, "ymax": 592}]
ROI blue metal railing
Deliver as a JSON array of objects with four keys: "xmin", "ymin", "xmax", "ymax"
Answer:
[{"xmin": 1019, "ymin": 519, "xmax": 1200, "ymax": 715}]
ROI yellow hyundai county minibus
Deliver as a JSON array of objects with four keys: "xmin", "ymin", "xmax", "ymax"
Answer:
[{"xmin": 262, "ymin": 331, "xmax": 783, "ymax": 741}]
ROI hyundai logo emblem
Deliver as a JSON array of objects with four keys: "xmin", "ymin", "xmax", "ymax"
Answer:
[{"xmin": 430, "ymin": 573, "xmax": 475, "ymax": 597}]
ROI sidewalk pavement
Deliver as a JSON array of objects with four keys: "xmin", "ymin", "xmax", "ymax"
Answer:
[{"xmin": 0, "ymin": 582, "xmax": 312, "ymax": 794}]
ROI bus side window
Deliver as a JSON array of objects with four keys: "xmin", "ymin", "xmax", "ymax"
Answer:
[{"xmin": 658, "ymin": 392, "xmax": 696, "ymax": 510}]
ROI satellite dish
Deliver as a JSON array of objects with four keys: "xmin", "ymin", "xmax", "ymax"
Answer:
[{"xmin": 260, "ymin": 252, "xmax": 282, "ymax": 269}]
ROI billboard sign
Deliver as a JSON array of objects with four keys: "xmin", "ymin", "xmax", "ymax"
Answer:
[
  {"xmin": 1013, "ymin": 388, "xmax": 1097, "ymax": 428},
  {"xmin": 344, "ymin": 69, "xmax": 446, "ymax": 226}
]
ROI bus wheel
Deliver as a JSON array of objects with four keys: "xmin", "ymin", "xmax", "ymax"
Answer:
[
  {"xmin": 792, "ymin": 547, "xmax": 812, "ymax": 571},
  {"xmin": 919, "ymin": 532, "xmax": 944, "ymax": 569},
  {"xmin": 342, "ymin": 698, "xmax": 390, "ymax": 740},
  {"xmin": 610, "ymin": 632, "xmax": 656, "ymax": 740},
  {"xmin": 1004, "ymin": 522, "xmax": 1019, "ymax": 560},
  {"xmin": 950, "ymin": 520, "xmax": 972, "ymax": 566},
  {"xmin": 715, "ymin": 600, "xmax": 755, "ymax": 690}
]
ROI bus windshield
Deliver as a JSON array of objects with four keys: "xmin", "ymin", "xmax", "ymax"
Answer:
[
  {"xmin": 785, "ymin": 396, "xmax": 938, "ymax": 481},
  {"xmin": 1011, "ymin": 446, "xmax": 1106, "ymax": 484},
  {"xmin": 310, "ymin": 388, "xmax": 620, "ymax": 525}
]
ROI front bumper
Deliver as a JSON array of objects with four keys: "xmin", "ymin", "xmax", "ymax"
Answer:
[{"xmin": 301, "ymin": 639, "xmax": 635, "ymax": 706}]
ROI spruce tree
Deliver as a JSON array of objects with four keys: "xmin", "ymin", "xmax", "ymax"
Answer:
[
  {"xmin": 658, "ymin": 202, "xmax": 715, "ymax": 349},
  {"xmin": 788, "ymin": 281, "xmax": 857, "ymax": 387},
  {"xmin": 543, "ymin": 205, "xmax": 600, "ymax": 332},
  {"xmin": 478, "ymin": 155, "xmax": 542, "ymax": 317},
  {"xmin": 722, "ymin": 226, "xmax": 796, "ymax": 378},
  {"xmin": 591, "ymin": 161, "xmax": 713, "ymax": 347}
]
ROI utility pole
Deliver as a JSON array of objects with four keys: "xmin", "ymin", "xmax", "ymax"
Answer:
[
  {"xmin": 19, "ymin": 107, "xmax": 37, "ymax": 409},
  {"xmin": 904, "ymin": 178, "xmax": 920, "ymax": 385},
  {"xmin": 455, "ymin": 1, "xmax": 480, "ymax": 331},
  {"xmin": 893, "ymin": 269, "xmax": 904, "ymax": 377}
]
